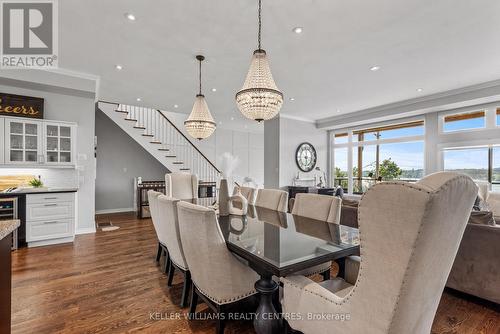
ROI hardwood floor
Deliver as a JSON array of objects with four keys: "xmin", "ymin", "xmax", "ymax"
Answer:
[{"xmin": 11, "ymin": 213, "xmax": 500, "ymax": 334}]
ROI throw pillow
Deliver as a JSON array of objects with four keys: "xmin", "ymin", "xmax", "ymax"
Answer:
[{"xmin": 469, "ymin": 211, "xmax": 496, "ymax": 226}]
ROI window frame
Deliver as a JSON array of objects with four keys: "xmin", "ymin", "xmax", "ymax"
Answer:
[
  {"xmin": 438, "ymin": 105, "xmax": 500, "ymax": 134},
  {"xmin": 441, "ymin": 144, "xmax": 500, "ymax": 187},
  {"xmin": 330, "ymin": 118, "xmax": 425, "ymax": 194}
]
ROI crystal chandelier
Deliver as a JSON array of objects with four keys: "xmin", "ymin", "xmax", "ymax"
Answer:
[
  {"xmin": 236, "ymin": 0, "xmax": 283, "ymax": 122},
  {"xmin": 184, "ymin": 55, "xmax": 216, "ymax": 140}
]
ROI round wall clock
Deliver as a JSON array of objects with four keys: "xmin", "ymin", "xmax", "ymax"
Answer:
[{"xmin": 295, "ymin": 142, "xmax": 317, "ymax": 172}]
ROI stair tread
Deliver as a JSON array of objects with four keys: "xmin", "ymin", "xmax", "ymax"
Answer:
[
  {"xmin": 172, "ymin": 162, "xmax": 183, "ymax": 164},
  {"xmin": 150, "ymin": 141, "xmax": 161, "ymax": 144},
  {"xmin": 158, "ymin": 148, "xmax": 169, "ymax": 151},
  {"xmin": 115, "ymin": 110, "xmax": 128, "ymax": 113},
  {"xmin": 141, "ymin": 134, "xmax": 154, "ymax": 137},
  {"xmin": 179, "ymin": 168, "xmax": 190, "ymax": 171},
  {"xmin": 125, "ymin": 118, "xmax": 138, "ymax": 122},
  {"xmin": 165, "ymin": 155, "xmax": 176, "ymax": 158},
  {"xmin": 134, "ymin": 126, "xmax": 146, "ymax": 129}
]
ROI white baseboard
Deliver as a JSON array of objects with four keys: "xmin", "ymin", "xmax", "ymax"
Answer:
[
  {"xmin": 28, "ymin": 236, "xmax": 74, "ymax": 248},
  {"xmin": 95, "ymin": 207, "xmax": 135, "ymax": 214},
  {"xmin": 76, "ymin": 227, "xmax": 96, "ymax": 235}
]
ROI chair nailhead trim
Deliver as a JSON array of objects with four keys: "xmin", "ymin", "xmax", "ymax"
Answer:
[{"xmin": 193, "ymin": 282, "xmax": 257, "ymax": 305}]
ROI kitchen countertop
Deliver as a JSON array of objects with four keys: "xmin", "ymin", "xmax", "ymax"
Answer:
[
  {"xmin": 0, "ymin": 188, "xmax": 78, "ymax": 196},
  {"xmin": 0, "ymin": 219, "xmax": 20, "ymax": 240}
]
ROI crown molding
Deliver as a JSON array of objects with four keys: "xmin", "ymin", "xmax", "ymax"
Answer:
[
  {"xmin": 316, "ymin": 79, "xmax": 500, "ymax": 129},
  {"xmin": 280, "ymin": 113, "xmax": 315, "ymax": 124}
]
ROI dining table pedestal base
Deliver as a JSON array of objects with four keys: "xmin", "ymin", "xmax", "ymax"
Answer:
[{"xmin": 253, "ymin": 274, "xmax": 281, "ymax": 334}]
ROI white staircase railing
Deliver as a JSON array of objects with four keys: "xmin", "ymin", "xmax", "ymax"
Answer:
[{"xmin": 115, "ymin": 103, "xmax": 221, "ymax": 182}]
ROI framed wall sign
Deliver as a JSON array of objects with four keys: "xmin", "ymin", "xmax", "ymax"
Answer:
[{"xmin": 0, "ymin": 93, "xmax": 44, "ymax": 119}]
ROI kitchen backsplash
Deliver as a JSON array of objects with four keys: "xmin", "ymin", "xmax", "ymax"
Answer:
[{"xmin": 0, "ymin": 168, "xmax": 78, "ymax": 189}]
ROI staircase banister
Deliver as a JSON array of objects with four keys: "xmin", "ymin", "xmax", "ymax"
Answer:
[{"xmin": 156, "ymin": 109, "xmax": 221, "ymax": 174}]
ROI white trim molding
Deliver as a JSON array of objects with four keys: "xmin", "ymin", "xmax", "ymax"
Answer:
[
  {"xmin": 95, "ymin": 207, "xmax": 135, "ymax": 215},
  {"xmin": 317, "ymin": 79, "xmax": 500, "ymax": 130},
  {"xmin": 76, "ymin": 226, "xmax": 97, "ymax": 235}
]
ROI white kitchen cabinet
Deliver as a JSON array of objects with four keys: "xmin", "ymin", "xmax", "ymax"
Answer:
[
  {"xmin": 4, "ymin": 118, "xmax": 43, "ymax": 164},
  {"xmin": 27, "ymin": 218, "xmax": 74, "ymax": 242},
  {"xmin": 1, "ymin": 116, "xmax": 76, "ymax": 167},
  {"xmin": 25, "ymin": 192, "xmax": 76, "ymax": 247},
  {"xmin": 43, "ymin": 121, "xmax": 76, "ymax": 165}
]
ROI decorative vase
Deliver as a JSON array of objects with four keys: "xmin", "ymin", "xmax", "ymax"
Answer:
[
  {"xmin": 229, "ymin": 187, "xmax": 248, "ymax": 216},
  {"xmin": 218, "ymin": 179, "xmax": 230, "ymax": 216}
]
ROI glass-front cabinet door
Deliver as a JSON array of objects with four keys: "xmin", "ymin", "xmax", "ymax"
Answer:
[
  {"xmin": 4, "ymin": 119, "xmax": 43, "ymax": 164},
  {"xmin": 44, "ymin": 122, "xmax": 74, "ymax": 165}
]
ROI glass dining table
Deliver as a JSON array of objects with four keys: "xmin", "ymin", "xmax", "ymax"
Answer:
[{"xmin": 183, "ymin": 198, "xmax": 360, "ymax": 334}]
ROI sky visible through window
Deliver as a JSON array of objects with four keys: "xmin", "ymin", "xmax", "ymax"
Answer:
[
  {"xmin": 444, "ymin": 148, "xmax": 489, "ymax": 180},
  {"xmin": 444, "ymin": 116, "xmax": 485, "ymax": 132},
  {"xmin": 335, "ymin": 125, "xmax": 425, "ymax": 172}
]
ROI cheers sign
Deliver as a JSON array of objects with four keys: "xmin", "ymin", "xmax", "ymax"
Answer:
[{"xmin": 0, "ymin": 93, "xmax": 44, "ymax": 119}]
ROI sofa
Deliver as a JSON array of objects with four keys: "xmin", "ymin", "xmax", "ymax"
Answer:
[{"xmin": 339, "ymin": 190, "xmax": 500, "ymax": 304}]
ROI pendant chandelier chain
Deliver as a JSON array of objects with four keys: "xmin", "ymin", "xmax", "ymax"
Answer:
[
  {"xmin": 198, "ymin": 58, "xmax": 202, "ymax": 95},
  {"xmin": 257, "ymin": 0, "xmax": 262, "ymax": 50}
]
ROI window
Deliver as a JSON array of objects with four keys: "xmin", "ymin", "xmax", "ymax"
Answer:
[
  {"xmin": 353, "ymin": 121, "xmax": 424, "ymax": 142},
  {"xmin": 497, "ymin": 108, "xmax": 500, "ymax": 127},
  {"xmin": 443, "ymin": 111, "xmax": 485, "ymax": 132},
  {"xmin": 352, "ymin": 145, "xmax": 377, "ymax": 193},
  {"xmin": 379, "ymin": 142, "xmax": 424, "ymax": 180},
  {"xmin": 332, "ymin": 120, "xmax": 425, "ymax": 194},
  {"xmin": 334, "ymin": 132, "xmax": 348, "ymax": 145},
  {"xmin": 333, "ymin": 147, "xmax": 348, "ymax": 191},
  {"xmin": 493, "ymin": 147, "xmax": 500, "ymax": 192},
  {"xmin": 443, "ymin": 147, "xmax": 489, "ymax": 181}
]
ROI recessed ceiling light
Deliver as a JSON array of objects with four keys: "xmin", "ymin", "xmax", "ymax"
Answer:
[
  {"xmin": 289, "ymin": 97, "xmax": 295, "ymax": 101},
  {"xmin": 416, "ymin": 88, "xmax": 423, "ymax": 92},
  {"xmin": 293, "ymin": 27, "xmax": 303, "ymax": 34},
  {"xmin": 211, "ymin": 88, "xmax": 217, "ymax": 92},
  {"xmin": 218, "ymin": 121, "xmax": 222, "ymax": 125},
  {"xmin": 244, "ymin": 125, "xmax": 248, "ymax": 129},
  {"xmin": 174, "ymin": 104, "xmax": 178, "ymax": 108},
  {"xmin": 125, "ymin": 13, "xmax": 136, "ymax": 21},
  {"xmin": 370, "ymin": 66, "xmax": 381, "ymax": 71},
  {"xmin": 115, "ymin": 64, "xmax": 123, "ymax": 70},
  {"xmin": 136, "ymin": 98, "xmax": 141, "ymax": 102},
  {"xmin": 231, "ymin": 117, "xmax": 235, "ymax": 121},
  {"xmin": 336, "ymin": 109, "xmax": 341, "ymax": 113}
]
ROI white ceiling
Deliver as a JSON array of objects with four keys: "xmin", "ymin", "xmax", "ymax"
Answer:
[{"xmin": 60, "ymin": 0, "xmax": 500, "ymax": 131}]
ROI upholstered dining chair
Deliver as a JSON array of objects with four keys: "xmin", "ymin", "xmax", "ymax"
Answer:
[
  {"xmin": 157, "ymin": 195, "xmax": 191, "ymax": 307},
  {"xmin": 177, "ymin": 201, "xmax": 259, "ymax": 334},
  {"xmin": 233, "ymin": 186, "xmax": 257, "ymax": 205},
  {"xmin": 291, "ymin": 193, "xmax": 343, "ymax": 280},
  {"xmin": 281, "ymin": 172, "xmax": 477, "ymax": 334},
  {"xmin": 255, "ymin": 188, "xmax": 288, "ymax": 212},
  {"xmin": 148, "ymin": 190, "xmax": 169, "ymax": 272},
  {"xmin": 165, "ymin": 172, "xmax": 198, "ymax": 199}
]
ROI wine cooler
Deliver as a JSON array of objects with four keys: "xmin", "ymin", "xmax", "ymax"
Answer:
[{"xmin": 0, "ymin": 197, "xmax": 18, "ymax": 250}]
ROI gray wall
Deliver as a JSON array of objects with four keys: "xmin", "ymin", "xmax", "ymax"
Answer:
[
  {"xmin": 264, "ymin": 117, "xmax": 280, "ymax": 188},
  {"xmin": 0, "ymin": 77, "xmax": 96, "ymax": 233},
  {"xmin": 263, "ymin": 116, "xmax": 328, "ymax": 189},
  {"xmin": 279, "ymin": 117, "xmax": 328, "ymax": 187},
  {"xmin": 95, "ymin": 108, "xmax": 168, "ymax": 213}
]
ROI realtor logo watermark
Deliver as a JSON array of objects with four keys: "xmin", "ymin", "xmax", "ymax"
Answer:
[{"xmin": 0, "ymin": 0, "xmax": 58, "ymax": 68}]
